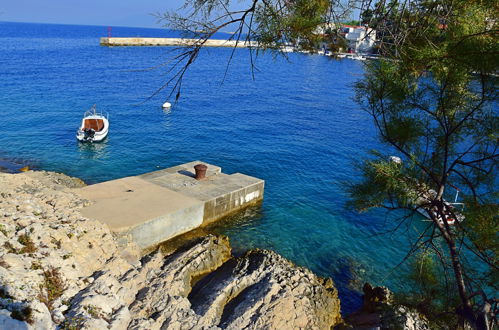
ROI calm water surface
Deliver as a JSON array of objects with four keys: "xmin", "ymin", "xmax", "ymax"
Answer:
[{"xmin": 0, "ymin": 21, "xmax": 420, "ymax": 313}]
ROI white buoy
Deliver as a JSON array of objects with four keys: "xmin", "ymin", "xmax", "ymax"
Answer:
[
  {"xmin": 389, "ymin": 156, "xmax": 402, "ymax": 164},
  {"xmin": 162, "ymin": 102, "xmax": 172, "ymax": 109}
]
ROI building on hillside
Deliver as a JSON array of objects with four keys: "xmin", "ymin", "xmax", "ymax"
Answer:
[
  {"xmin": 315, "ymin": 23, "xmax": 377, "ymax": 54},
  {"xmin": 342, "ymin": 25, "xmax": 376, "ymax": 53}
]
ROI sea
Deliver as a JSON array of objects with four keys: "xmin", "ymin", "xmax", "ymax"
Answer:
[{"xmin": 0, "ymin": 21, "xmax": 421, "ymax": 313}]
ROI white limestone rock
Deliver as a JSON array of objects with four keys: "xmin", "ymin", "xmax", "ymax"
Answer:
[
  {"xmin": 345, "ymin": 283, "xmax": 430, "ymax": 330},
  {"xmin": 0, "ymin": 171, "xmax": 124, "ymax": 328},
  {"xmin": 0, "ymin": 309, "xmax": 29, "ymax": 330},
  {"xmin": 1, "ymin": 171, "xmax": 344, "ymax": 329}
]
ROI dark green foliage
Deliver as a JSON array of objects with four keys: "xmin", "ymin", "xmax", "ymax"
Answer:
[
  {"xmin": 342, "ymin": 20, "xmax": 360, "ymax": 26},
  {"xmin": 0, "ymin": 224, "xmax": 7, "ymax": 237},
  {"xmin": 38, "ymin": 267, "xmax": 67, "ymax": 311},
  {"xmin": 10, "ymin": 306, "xmax": 33, "ymax": 324},
  {"xmin": 163, "ymin": 0, "xmax": 331, "ymax": 50},
  {"xmin": 84, "ymin": 304, "xmax": 103, "ymax": 319},
  {"xmin": 463, "ymin": 201, "xmax": 499, "ymax": 258},
  {"xmin": 162, "ymin": 0, "xmax": 497, "ymax": 326},
  {"xmin": 18, "ymin": 234, "xmax": 37, "ymax": 254},
  {"xmin": 30, "ymin": 261, "xmax": 42, "ymax": 270},
  {"xmin": 396, "ymin": 252, "xmax": 461, "ymax": 328},
  {"xmin": 349, "ymin": 152, "xmax": 422, "ymax": 211},
  {"xmin": 60, "ymin": 316, "xmax": 86, "ymax": 330},
  {"xmin": 252, "ymin": 0, "xmax": 332, "ymax": 50},
  {"xmin": 3, "ymin": 241, "xmax": 17, "ymax": 254},
  {"xmin": 51, "ymin": 237, "xmax": 61, "ymax": 249},
  {"xmin": 0, "ymin": 287, "xmax": 13, "ymax": 299},
  {"xmin": 352, "ymin": 0, "xmax": 498, "ymax": 327}
]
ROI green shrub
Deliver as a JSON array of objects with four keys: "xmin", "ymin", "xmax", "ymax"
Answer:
[
  {"xmin": 38, "ymin": 267, "xmax": 67, "ymax": 311},
  {"xmin": 10, "ymin": 306, "xmax": 33, "ymax": 324},
  {"xmin": 18, "ymin": 234, "xmax": 37, "ymax": 254}
]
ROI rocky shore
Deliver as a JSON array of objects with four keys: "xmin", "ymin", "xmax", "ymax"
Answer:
[{"xmin": 0, "ymin": 171, "xmax": 343, "ymax": 329}]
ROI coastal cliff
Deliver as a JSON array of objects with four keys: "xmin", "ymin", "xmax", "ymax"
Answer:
[{"xmin": 0, "ymin": 171, "xmax": 342, "ymax": 329}]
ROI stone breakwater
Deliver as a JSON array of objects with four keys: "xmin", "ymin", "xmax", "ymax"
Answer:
[
  {"xmin": 0, "ymin": 171, "xmax": 342, "ymax": 329},
  {"xmin": 100, "ymin": 37, "xmax": 259, "ymax": 48}
]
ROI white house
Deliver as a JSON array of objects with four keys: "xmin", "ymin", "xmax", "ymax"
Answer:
[{"xmin": 342, "ymin": 25, "xmax": 376, "ymax": 53}]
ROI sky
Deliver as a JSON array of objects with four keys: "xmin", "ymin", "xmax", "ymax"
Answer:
[
  {"xmin": 0, "ymin": 0, "xmax": 189, "ymax": 28},
  {"xmin": 0, "ymin": 1, "xmax": 358, "ymax": 29}
]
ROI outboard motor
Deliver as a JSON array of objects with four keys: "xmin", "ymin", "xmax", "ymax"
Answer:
[{"xmin": 83, "ymin": 128, "xmax": 96, "ymax": 141}]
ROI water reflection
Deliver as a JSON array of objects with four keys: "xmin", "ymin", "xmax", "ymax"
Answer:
[
  {"xmin": 161, "ymin": 106, "xmax": 172, "ymax": 115},
  {"xmin": 161, "ymin": 106, "xmax": 173, "ymax": 129},
  {"xmin": 210, "ymin": 203, "xmax": 265, "ymax": 230},
  {"xmin": 208, "ymin": 203, "xmax": 266, "ymax": 255},
  {"xmin": 77, "ymin": 140, "xmax": 109, "ymax": 160}
]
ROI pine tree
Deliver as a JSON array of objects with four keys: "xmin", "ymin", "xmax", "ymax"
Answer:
[{"xmin": 352, "ymin": 1, "xmax": 498, "ymax": 328}]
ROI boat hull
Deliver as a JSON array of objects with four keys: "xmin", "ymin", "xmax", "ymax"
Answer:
[
  {"xmin": 76, "ymin": 114, "xmax": 109, "ymax": 143},
  {"xmin": 76, "ymin": 128, "xmax": 109, "ymax": 142},
  {"xmin": 415, "ymin": 203, "xmax": 464, "ymax": 225}
]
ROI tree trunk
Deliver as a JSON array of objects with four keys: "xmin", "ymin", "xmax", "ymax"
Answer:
[{"xmin": 432, "ymin": 202, "xmax": 485, "ymax": 329}]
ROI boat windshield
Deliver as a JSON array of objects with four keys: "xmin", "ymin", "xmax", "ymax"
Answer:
[{"xmin": 84, "ymin": 119, "xmax": 104, "ymax": 131}]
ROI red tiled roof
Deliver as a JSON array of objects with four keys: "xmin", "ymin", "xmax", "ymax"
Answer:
[{"xmin": 343, "ymin": 25, "xmax": 366, "ymax": 29}]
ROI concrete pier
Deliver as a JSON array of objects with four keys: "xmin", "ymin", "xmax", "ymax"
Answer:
[
  {"xmin": 77, "ymin": 161, "xmax": 264, "ymax": 249},
  {"xmin": 100, "ymin": 37, "xmax": 258, "ymax": 48}
]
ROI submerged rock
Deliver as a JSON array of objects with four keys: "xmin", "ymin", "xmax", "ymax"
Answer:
[
  {"xmin": 344, "ymin": 283, "xmax": 429, "ymax": 330},
  {"xmin": 0, "ymin": 171, "xmax": 343, "ymax": 329}
]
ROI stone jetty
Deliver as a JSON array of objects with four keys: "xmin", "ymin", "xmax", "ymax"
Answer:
[
  {"xmin": 77, "ymin": 161, "xmax": 264, "ymax": 250},
  {"xmin": 100, "ymin": 37, "xmax": 258, "ymax": 48}
]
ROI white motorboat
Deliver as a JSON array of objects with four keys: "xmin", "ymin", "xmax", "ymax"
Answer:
[
  {"xmin": 415, "ymin": 189, "xmax": 465, "ymax": 225},
  {"xmin": 416, "ymin": 205, "xmax": 465, "ymax": 225},
  {"xmin": 76, "ymin": 105, "xmax": 109, "ymax": 142},
  {"xmin": 388, "ymin": 155, "xmax": 465, "ymax": 225},
  {"xmin": 353, "ymin": 55, "xmax": 367, "ymax": 61}
]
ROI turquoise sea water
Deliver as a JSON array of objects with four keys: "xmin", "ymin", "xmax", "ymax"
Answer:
[{"xmin": 0, "ymin": 21, "xmax": 420, "ymax": 313}]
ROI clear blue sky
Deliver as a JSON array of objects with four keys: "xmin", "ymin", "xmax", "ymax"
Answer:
[
  {"xmin": 0, "ymin": 0, "xmax": 188, "ymax": 28},
  {"xmin": 0, "ymin": 1, "xmax": 357, "ymax": 28}
]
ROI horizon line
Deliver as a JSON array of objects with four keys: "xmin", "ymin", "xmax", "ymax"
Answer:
[
  {"xmin": 0, "ymin": 20, "xmax": 165, "ymax": 30},
  {"xmin": 0, "ymin": 20, "xmax": 238, "ymax": 35}
]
